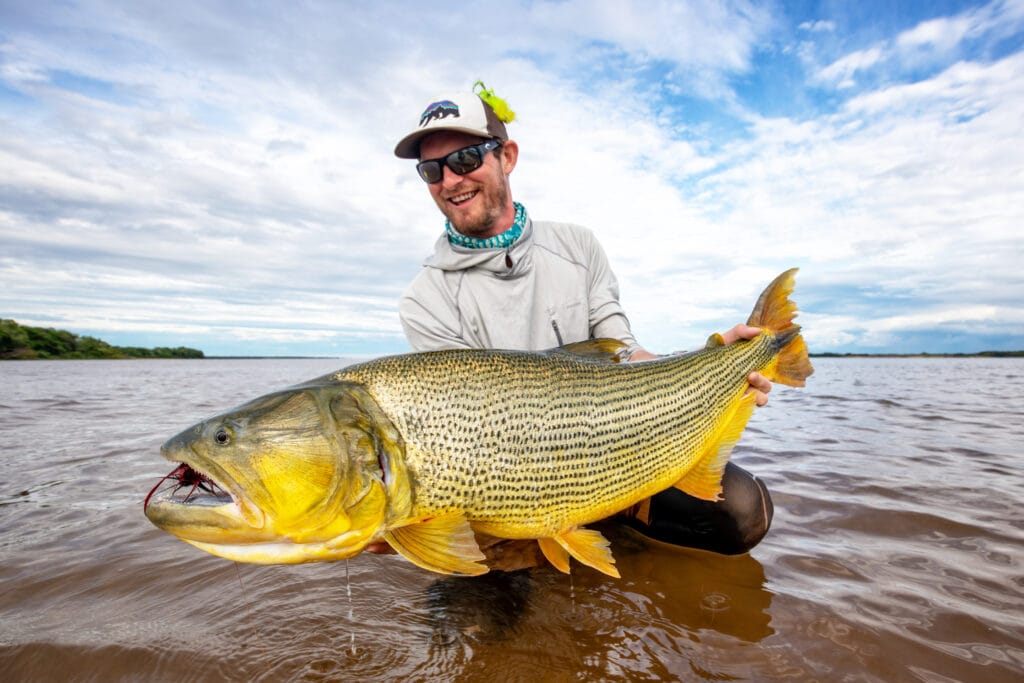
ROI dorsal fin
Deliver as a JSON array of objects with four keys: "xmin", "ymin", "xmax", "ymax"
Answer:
[
  {"xmin": 705, "ymin": 332, "xmax": 726, "ymax": 348},
  {"xmin": 554, "ymin": 338, "xmax": 629, "ymax": 363}
]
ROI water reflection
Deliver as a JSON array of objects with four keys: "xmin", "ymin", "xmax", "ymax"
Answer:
[
  {"xmin": 415, "ymin": 525, "xmax": 773, "ymax": 654},
  {"xmin": 426, "ymin": 570, "xmax": 534, "ymax": 647},
  {"xmin": 608, "ymin": 525, "xmax": 774, "ymax": 643},
  {"xmin": 3, "ymin": 358, "xmax": 1023, "ymax": 681},
  {"xmin": 404, "ymin": 523, "xmax": 774, "ymax": 682}
]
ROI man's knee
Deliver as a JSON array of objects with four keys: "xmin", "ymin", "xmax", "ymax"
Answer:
[{"xmin": 620, "ymin": 462, "xmax": 774, "ymax": 555}]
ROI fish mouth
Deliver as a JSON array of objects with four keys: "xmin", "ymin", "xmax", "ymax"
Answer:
[
  {"xmin": 144, "ymin": 457, "xmax": 386, "ymax": 565},
  {"xmin": 143, "ymin": 453, "xmax": 266, "ymax": 537},
  {"xmin": 144, "ymin": 463, "xmax": 234, "ymax": 511}
]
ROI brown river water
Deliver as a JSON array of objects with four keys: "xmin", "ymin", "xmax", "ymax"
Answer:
[{"xmin": 0, "ymin": 357, "xmax": 1021, "ymax": 681}]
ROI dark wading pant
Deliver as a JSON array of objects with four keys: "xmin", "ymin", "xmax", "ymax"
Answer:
[{"xmin": 619, "ymin": 462, "xmax": 774, "ymax": 555}]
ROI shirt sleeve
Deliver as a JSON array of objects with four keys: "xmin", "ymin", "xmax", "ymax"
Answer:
[
  {"xmin": 399, "ymin": 270, "xmax": 472, "ymax": 352},
  {"xmin": 582, "ymin": 230, "xmax": 640, "ymax": 350}
]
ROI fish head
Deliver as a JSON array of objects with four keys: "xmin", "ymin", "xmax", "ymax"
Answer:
[{"xmin": 144, "ymin": 380, "xmax": 404, "ymax": 564}]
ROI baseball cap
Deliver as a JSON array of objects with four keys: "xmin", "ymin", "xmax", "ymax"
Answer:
[{"xmin": 394, "ymin": 89, "xmax": 510, "ymax": 159}]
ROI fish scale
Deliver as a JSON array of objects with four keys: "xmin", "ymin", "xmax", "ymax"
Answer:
[
  {"xmin": 335, "ymin": 332, "xmax": 780, "ymax": 537},
  {"xmin": 145, "ymin": 269, "xmax": 811, "ymax": 577}
]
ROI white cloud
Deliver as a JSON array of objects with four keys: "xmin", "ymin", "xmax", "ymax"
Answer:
[
  {"xmin": 815, "ymin": 0, "xmax": 1024, "ymax": 89},
  {"xmin": 815, "ymin": 46, "xmax": 885, "ymax": 88},
  {"xmin": 611, "ymin": 47, "xmax": 1024, "ymax": 351},
  {"xmin": 897, "ymin": 0, "xmax": 1024, "ymax": 51},
  {"xmin": 1, "ymin": 1, "xmax": 1022, "ymax": 356},
  {"xmin": 530, "ymin": 0, "xmax": 773, "ymax": 72},
  {"xmin": 799, "ymin": 20, "xmax": 836, "ymax": 33},
  {"xmin": 897, "ymin": 16, "xmax": 975, "ymax": 51}
]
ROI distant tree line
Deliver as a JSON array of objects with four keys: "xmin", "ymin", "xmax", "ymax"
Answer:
[{"xmin": 0, "ymin": 319, "xmax": 204, "ymax": 360}]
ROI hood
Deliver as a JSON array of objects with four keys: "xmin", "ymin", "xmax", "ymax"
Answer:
[{"xmin": 423, "ymin": 218, "xmax": 534, "ymax": 279}]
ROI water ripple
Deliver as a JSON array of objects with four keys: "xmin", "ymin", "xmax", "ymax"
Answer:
[{"xmin": 1, "ymin": 358, "xmax": 1023, "ymax": 681}]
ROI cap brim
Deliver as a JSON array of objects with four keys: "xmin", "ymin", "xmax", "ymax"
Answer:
[{"xmin": 394, "ymin": 126, "xmax": 494, "ymax": 159}]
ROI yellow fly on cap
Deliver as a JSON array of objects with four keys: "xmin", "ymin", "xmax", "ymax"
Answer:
[{"xmin": 473, "ymin": 81, "xmax": 515, "ymax": 124}]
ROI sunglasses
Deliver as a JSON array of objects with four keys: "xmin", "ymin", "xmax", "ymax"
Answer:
[{"xmin": 416, "ymin": 139, "xmax": 502, "ymax": 184}]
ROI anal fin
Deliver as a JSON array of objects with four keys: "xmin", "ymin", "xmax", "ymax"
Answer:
[
  {"xmin": 537, "ymin": 537, "xmax": 570, "ymax": 573},
  {"xmin": 383, "ymin": 513, "xmax": 488, "ymax": 576},
  {"xmin": 674, "ymin": 391, "xmax": 757, "ymax": 501},
  {"xmin": 540, "ymin": 527, "xmax": 620, "ymax": 578}
]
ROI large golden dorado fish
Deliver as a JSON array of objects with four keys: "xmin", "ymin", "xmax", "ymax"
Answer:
[{"xmin": 145, "ymin": 269, "xmax": 812, "ymax": 578}]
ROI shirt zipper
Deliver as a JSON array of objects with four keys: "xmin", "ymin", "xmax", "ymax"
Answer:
[{"xmin": 550, "ymin": 318, "xmax": 564, "ymax": 346}]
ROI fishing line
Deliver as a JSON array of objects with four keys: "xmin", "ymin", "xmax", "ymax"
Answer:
[
  {"xmin": 346, "ymin": 559, "xmax": 356, "ymax": 655},
  {"xmin": 569, "ymin": 568, "xmax": 576, "ymax": 614},
  {"xmin": 233, "ymin": 562, "xmax": 255, "ymax": 647}
]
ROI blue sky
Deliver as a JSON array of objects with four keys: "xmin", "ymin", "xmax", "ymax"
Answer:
[{"xmin": 1, "ymin": 0, "xmax": 1022, "ymax": 356}]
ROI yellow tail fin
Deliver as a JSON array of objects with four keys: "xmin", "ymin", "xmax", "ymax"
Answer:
[{"xmin": 747, "ymin": 268, "xmax": 814, "ymax": 387}]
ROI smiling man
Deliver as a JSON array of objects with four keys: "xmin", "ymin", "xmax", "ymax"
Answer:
[
  {"xmin": 393, "ymin": 86, "xmax": 775, "ymax": 564},
  {"xmin": 394, "ymin": 89, "xmax": 658, "ymax": 357}
]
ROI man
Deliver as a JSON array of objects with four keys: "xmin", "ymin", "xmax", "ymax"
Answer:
[{"xmin": 392, "ymin": 88, "xmax": 774, "ymax": 565}]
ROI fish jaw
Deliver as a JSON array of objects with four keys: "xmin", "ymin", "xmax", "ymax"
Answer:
[
  {"xmin": 144, "ymin": 432, "xmax": 391, "ymax": 562},
  {"xmin": 181, "ymin": 538, "xmax": 367, "ymax": 564},
  {"xmin": 144, "ymin": 382, "xmax": 402, "ymax": 564},
  {"xmin": 170, "ymin": 478, "xmax": 391, "ymax": 565},
  {"xmin": 144, "ymin": 436, "xmax": 269, "ymax": 545}
]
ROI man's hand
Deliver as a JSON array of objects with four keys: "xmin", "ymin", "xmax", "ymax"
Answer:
[
  {"xmin": 629, "ymin": 324, "xmax": 771, "ymax": 405},
  {"xmin": 721, "ymin": 324, "xmax": 771, "ymax": 407},
  {"xmin": 627, "ymin": 348, "xmax": 660, "ymax": 361}
]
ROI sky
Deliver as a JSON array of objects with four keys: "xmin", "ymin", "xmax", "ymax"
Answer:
[{"xmin": 1, "ymin": 0, "xmax": 1022, "ymax": 357}]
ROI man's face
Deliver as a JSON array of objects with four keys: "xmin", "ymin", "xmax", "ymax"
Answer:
[{"xmin": 418, "ymin": 131, "xmax": 516, "ymax": 238}]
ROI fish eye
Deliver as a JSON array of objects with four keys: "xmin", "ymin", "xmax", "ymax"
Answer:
[{"xmin": 214, "ymin": 427, "xmax": 232, "ymax": 445}]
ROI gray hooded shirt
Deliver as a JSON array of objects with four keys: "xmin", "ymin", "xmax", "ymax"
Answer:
[{"xmin": 399, "ymin": 217, "xmax": 640, "ymax": 353}]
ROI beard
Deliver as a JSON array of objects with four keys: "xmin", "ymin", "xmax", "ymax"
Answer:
[{"xmin": 437, "ymin": 164, "xmax": 512, "ymax": 238}]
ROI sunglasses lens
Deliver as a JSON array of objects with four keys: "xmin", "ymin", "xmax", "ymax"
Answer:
[
  {"xmin": 447, "ymin": 147, "xmax": 483, "ymax": 175},
  {"xmin": 417, "ymin": 161, "xmax": 443, "ymax": 184},
  {"xmin": 416, "ymin": 141, "xmax": 497, "ymax": 183}
]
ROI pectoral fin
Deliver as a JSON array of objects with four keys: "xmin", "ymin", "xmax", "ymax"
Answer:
[
  {"xmin": 383, "ymin": 513, "xmax": 488, "ymax": 576},
  {"xmin": 674, "ymin": 391, "xmax": 757, "ymax": 501},
  {"xmin": 539, "ymin": 527, "xmax": 620, "ymax": 578}
]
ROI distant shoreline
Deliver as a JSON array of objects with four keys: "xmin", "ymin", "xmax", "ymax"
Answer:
[
  {"xmin": 4, "ymin": 319, "xmax": 1021, "ymax": 360},
  {"xmin": 1, "ymin": 319, "xmax": 203, "ymax": 360},
  {"xmin": 7, "ymin": 352, "xmax": 1021, "ymax": 361},
  {"xmin": 1, "ymin": 356, "xmax": 343, "ymax": 361},
  {"xmin": 810, "ymin": 351, "xmax": 1024, "ymax": 358},
  {"xmin": 203, "ymin": 356, "xmax": 344, "ymax": 360}
]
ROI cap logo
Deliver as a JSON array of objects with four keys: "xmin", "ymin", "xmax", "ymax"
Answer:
[{"xmin": 419, "ymin": 100, "xmax": 460, "ymax": 127}]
